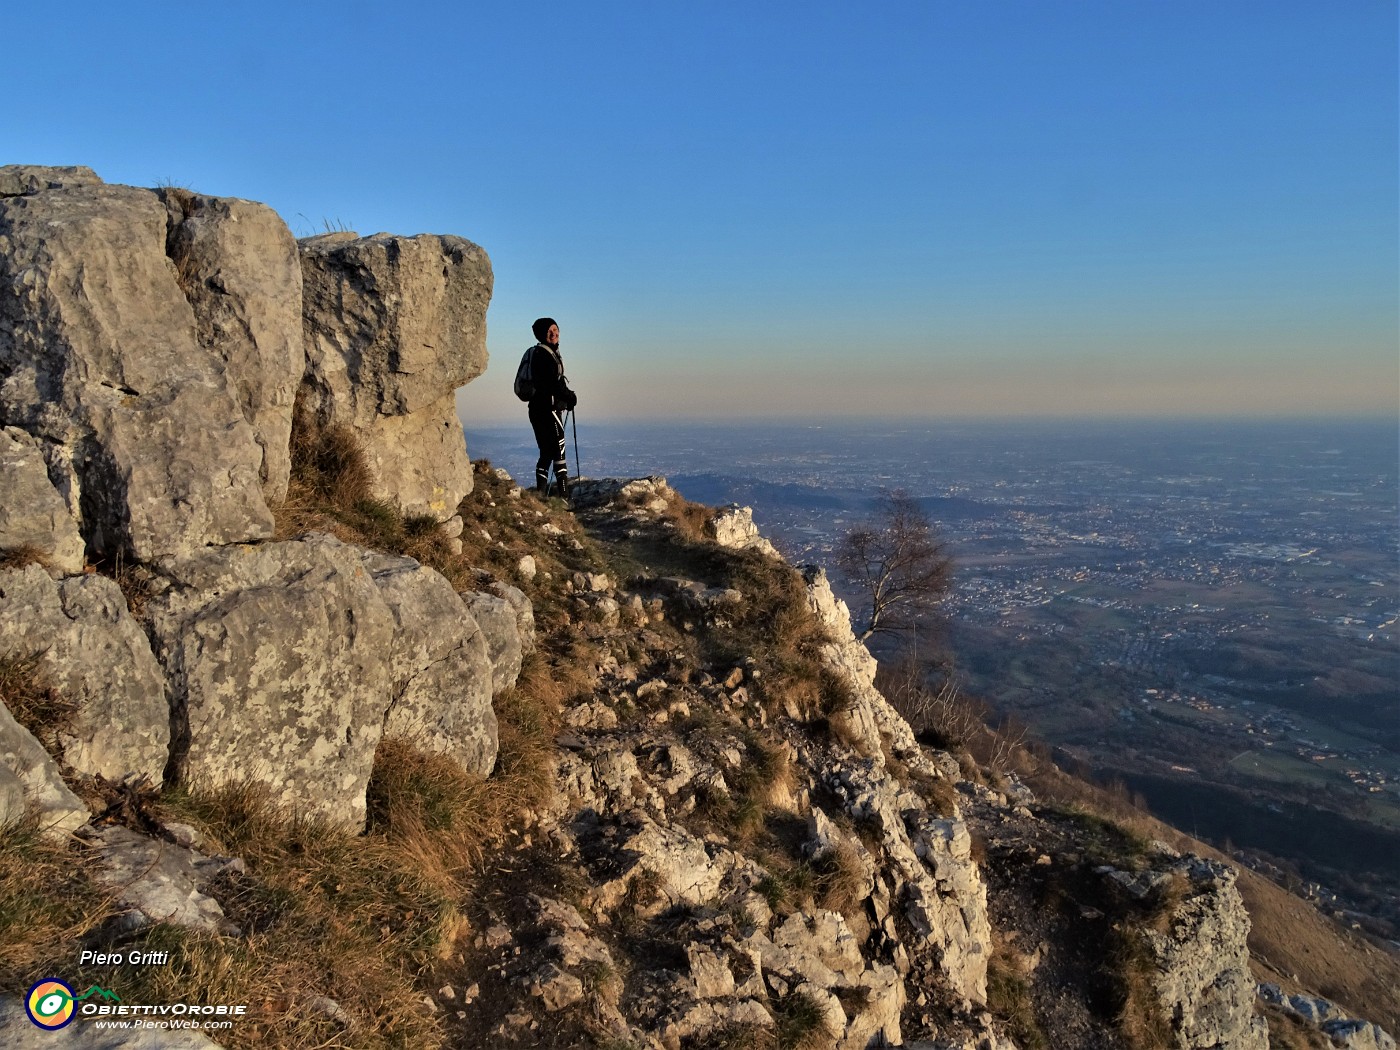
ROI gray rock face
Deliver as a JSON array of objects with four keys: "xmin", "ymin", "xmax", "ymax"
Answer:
[
  {"xmin": 86, "ymin": 825, "xmax": 237, "ymax": 932},
  {"xmin": 148, "ymin": 534, "xmax": 395, "ymax": 828},
  {"xmin": 0, "ymin": 427, "xmax": 85, "ymax": 573},
  {"xmin": 826, "ymin": 758, "xmax": 991, "ymax": 1005},
  {"xmin": 0, "ymin": 164, "xmax": 103, "ymax": 196},
  {"xmin": 0, "ymin": 696, "xmax": 88, "ymax": 837},
  {"xmin": 488, "ymin": 580, "xmax": 536, "ymax": 656},
  {"xmin": 708, "ymin": 504, "xmax": 781, "ymax": 559},
  {"xmin": 0, "ymin": 183, "xmax": 273, "ymax": 561},
  {"xmin": 461, "ymin": 589, "xmax": 523, "ymax": 696},
  {"xmin": 160, "ymin": 190, "xmax": 303, "ymax": 504},
  {"xmin": 1258, "ymin": 984, "xmax": 1396, "ymax": 1050},
  {"xmin": 802, "ymin": 566, "xmax": 938, "ymax": 776},
  {"xmin": 299, "ymin": 232, "xmax": 492, "ymax": 519},
  {"xmin": 363, "ymin": 553, "xmax": 498, "ymax": 775},
  {"xmin": 1135, "ymin": 858, "xmax": 1268, "ymax": 1050},
  {"xmin": 0, "ymin": 565, "xmax": 169, "ymax": 782}
]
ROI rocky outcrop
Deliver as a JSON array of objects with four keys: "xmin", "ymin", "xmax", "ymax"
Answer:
[
  {"xmin": 367, "ymin": 552, "xmax": 499, "ymax": 774},
  {"xmin": 1104, "ymin": 856, "xmax": 1268, "ymax": 1050},
  {"xmin": 0, "ymin": 164, "xmax": 102, "ymax": 196},
  {"xmin": 0, "ymin": 565, "xmax": 168, "ymax": 782},
  {"xmin": 0, "ymin": 165, "xmax": 505, "ymax": 833},
  {"xmin": 147, "ymin": 534, "xmax": 397, "ymax": 827},
  {"xmin": 0, "ymin": 426, "xmax": 85, "ymax": 573},
  {"xmin": 160, "ymin": 189, "xmax": 304, "ymax": 504},
  {"xmin": 708, "ymin": 504, "xmax": 781, "ymax": 559},
  {"xmin": 0, "ymin": 698, "xmax": 88, "ymax": 836},
  {"xmin": 1259, "ymin": 985, "xmax": 1396, "ymax": 1050},
  {"xmin": 299, "ymin": 231, "xmax": 492, "ymax": 519},
  {"xmin": 0, "ymin": 175, "xmax": 275, "ymax": 562},
  {"xmin": 802, "ymin": 565, "xmax": 936, "ymax": 776}
]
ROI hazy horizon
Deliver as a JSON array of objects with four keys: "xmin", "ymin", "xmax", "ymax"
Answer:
[{"xmin": 459, "ymin": 394, "xmax": 1400, "ymax": 429}]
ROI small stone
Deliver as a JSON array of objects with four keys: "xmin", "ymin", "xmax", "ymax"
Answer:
[
  {"xmin": 306, "ymin": 995, "xmax": 352, "ymax": 1024},
  {"xmin": 485, "ymin": 923, "xmax": 512, "ymax": 948},
  {"xmin": 165, "ymin": 823, "xmax": 202, "ymax": 848}
]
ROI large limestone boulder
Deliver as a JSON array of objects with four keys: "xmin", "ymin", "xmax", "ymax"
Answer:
[
  {"xmin": 363, "ymin": 552, "xmax": 498, "ymax": 775},
  {"xmin": 0, "ymin": 698, "xmax": 88, "ymax": 837},
  {"xmin": 0, "ymin": 427, "xmax": 85, "ymax": 573},
  {"xmin": 147, "ymin": 534, "xmax": 395, "ymax": 828},
  {"xmin": 299, "ymin": 231, "xmax": 492, "ymax": 518},
  {"xmin": 0, "ymin": 181, "xmax": 273, "ymax": 562},
  {"xmin": 0, "ymin": 565, "xmax": 169, "ymax": 782},
  {"xmin": 160, "ymin": 189, "xmax": 304, "ymax": 503}
]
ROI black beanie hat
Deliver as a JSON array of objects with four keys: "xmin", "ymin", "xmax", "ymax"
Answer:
[{"xmin": 532, "ymin": 317, "xmax": 557, "ymax": 343}]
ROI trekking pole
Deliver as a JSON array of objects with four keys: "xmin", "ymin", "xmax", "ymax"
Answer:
[{"xmin": 570, "ymin": 409, "xmax": 581, "ymax": 481}]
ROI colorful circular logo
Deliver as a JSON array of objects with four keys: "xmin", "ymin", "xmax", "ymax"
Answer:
[{"xmin": 25, "ymin": 979, "xmax": 76, "ymax": 1030}]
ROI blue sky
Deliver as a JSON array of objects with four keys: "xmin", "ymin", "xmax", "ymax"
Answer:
[{"xmin": 7, "ymin": 2, "xmax": 1397, "ymax": 423}]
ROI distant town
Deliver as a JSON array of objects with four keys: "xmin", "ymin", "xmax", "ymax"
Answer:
[{"xmin": 472, "ymin": 417, "xmax": 1400, "ymax": 936}]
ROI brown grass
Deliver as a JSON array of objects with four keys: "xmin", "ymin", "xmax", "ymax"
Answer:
[
  {"xmin": 1261, "ymin": 1004, "xmax": 1332, "ymax": 1049},
  {"xmin": 659, "ymin": 489, "xmax": 714, "ymax": 542},
  {"xmin": 811, "ymin": 840, "xmax": 867, "ymax": 917},
  {"xmin": 0, "ymin": 652, "xmax": 74, "ymax": 757},
  {"xmin": 1108, "ymin": 922, "xmax": 1175, "ymax": 1050},
  {"xmin": 0, "ymin": 819, "xmax": 112, "ymax": 982},
  {"xmin": 987, "ymin": 949, "xmax": 1049, "ymax": 1050},
  {"xmin": 0, "ymin": 543, "xmax": 50, "ymax": 571}
]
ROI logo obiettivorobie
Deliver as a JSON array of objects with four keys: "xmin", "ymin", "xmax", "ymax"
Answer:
[{"xmin": 25, "ymin": 979, "xmax": 76, "ymax": 1030}]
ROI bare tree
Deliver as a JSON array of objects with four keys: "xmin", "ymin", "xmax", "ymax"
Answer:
[{"xmin": 835, "ymin": 489, "xmax": 952, "ymax": 640}]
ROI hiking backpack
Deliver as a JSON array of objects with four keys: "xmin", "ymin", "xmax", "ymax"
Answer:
[
  {"xmin": 513, "ymin": 346, "xmax": 537, "ymax": 401},
  {"xmin": 514, "ymin": 344, "xmax": 565, "ymax": 402}
]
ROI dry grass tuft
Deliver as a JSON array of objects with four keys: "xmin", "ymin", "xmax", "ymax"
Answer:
[
  {"xmin": 987, "ymin": 949, "xmax": 1050, "ymax": 1050},
  {"xmin": 0, "ymin": 652, "xmax": 74, "ymax": 757},
  {"xmin": 1110, "ymin": 924, "xmax": 1175, "ymax": 1050},
  {"xmin": 660, "ymin": 490, "xmax": 714, "ymax": 542},
  {"xmin": 287, "ymin": 400, "xmax": 374, "ymax": 507},
  {"xmin": 0, "ymin": 819, "xmax": 111, "ymax": 984},
  {"xmin": 812, "ymin": 840, "xmax": 867, "ymax": 917},
  {"xmin": 0, "ymin": 543, "xmax": 50, "ymax": 571}
]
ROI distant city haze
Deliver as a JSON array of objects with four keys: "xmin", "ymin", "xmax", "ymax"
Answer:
[{"xmin": 457, "ymin": 350, "xmax": 1399, "ymax": 424}]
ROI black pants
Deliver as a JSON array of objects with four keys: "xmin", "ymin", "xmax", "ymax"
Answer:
[{"xmin": 529, "ymin": 404, "xmax": 568, "ymax": 492}]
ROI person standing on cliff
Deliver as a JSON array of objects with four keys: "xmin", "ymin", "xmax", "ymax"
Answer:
[{"xmin": 525, "ymin": 317, "xmax": 577, "ymax": 498}]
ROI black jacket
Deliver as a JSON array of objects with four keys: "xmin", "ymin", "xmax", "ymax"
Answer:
[{"xmin": 527, "ymin": 343, "xmax": 576, "ymax": 413}]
